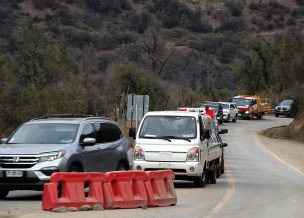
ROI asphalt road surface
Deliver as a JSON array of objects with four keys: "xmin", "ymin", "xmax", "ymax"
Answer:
[{"xmin": 1, "ymin": 116, "xmax": 303, "ymax": 218}]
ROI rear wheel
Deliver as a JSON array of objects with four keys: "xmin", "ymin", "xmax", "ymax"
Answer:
[
  {"xmin": 221, "ymin": 157, "xmax": 225, "ymax": 174},
  {"xmin": 232, "ymin": 114, "xmax": 237, "ymax": 122},
  {"xmin": 193, "ymin": 165, "xmax": 207, "ymax": 187},
  {"xmin": 0, "ymin": 190, "xmax": 9, "ymax": 199},
  {"xmin": 208, "ymin": 168, "xmax": 217, "ymax": 184},
  {"xmin": 116, "ymin": 162, "xmax": 129, "ymax": 171},
  {"xmin": 216, "ymin": 161, "xmax": 221, "ymax": 178},
  {"xmin": 226, "ymin": 115, "xmax": 230, "ymax": 123}
]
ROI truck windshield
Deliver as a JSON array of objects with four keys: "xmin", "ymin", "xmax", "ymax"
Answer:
[
  {"xmin": 7, "ymin": 123, "xmax": 79, "ymax": 144},
  {"xmin": 139, "ymin": 116, "xmax": 197, "ymax": 140},
  {"xmin": 232, "ymin": 98, "xmax": 251, "ymax": 106}
]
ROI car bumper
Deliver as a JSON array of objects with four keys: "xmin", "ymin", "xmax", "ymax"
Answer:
[
  {"xmin": 133, "ymin": 161, "xmax": 203, "ymax": 177},
  {"xmin": 0, "ymin": 158, "xmax": 64, "ymax": 191},
  {"xmin": 275, "ymin": 110, "xmax": 290, "ymax": 115}
]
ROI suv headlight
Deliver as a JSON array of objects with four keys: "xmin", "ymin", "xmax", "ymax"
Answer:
[
  {"xmin": 134, "ymin": 146, "xmax": 145, "ymax": 161},
  {"xmin": 186, "ymin": 147, "xmax": 200, "ymax": 162},
  {"xmin": 39, "ymin": 151, "xmax": 65, "ymax": 162}
]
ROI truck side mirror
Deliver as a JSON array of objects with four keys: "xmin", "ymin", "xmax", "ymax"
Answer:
[{"xmin": 129, "ymin": 127, "xmax": 136, "ymax": 139}]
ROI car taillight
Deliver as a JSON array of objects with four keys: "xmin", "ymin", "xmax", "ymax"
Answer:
[
  {"xmin": 134, "ymin": 146, "xmax": 145, "ymax": 161},
  {"xmin": 186, "ymin": 147, "xmax": 200, "ymax": 162}
]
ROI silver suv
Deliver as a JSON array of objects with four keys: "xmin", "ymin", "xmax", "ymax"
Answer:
[{"xmin": 0, "ymin": 115, "xmax": 132, "ymax": 199}]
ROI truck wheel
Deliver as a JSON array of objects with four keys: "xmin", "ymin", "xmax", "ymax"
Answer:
[
  {"xmin": 221, "ymin": 158, "xmax": 225, "ymax": 174},
  {"xmin": 232, "ymin": 115, "xmax": 237, "ymax": 122},
  {"xmin": 208, "ymin": 169, "xmax": 217, "ymax": 184},
  {"xmin": 193, "ymin": 166, "xmax": 207, "ymax": 187},
  {"xmin": 226, "ymin": 115, "xmax": 230, "ymax": 123},
  {"xmin": 216, "ymin": 162, "xmax": 221, "ymax": 178},
  {"xmin": 0, "ymin": 190, "xmax": 9, "ymax": 199}
]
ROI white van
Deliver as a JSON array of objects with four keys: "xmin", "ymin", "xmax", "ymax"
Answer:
[{"xmin": 129, "ymin": 111, "xmax": 227, "ymax": 187}]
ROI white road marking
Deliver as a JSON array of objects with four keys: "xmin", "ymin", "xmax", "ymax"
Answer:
[
  {"xmin": 203, "ymin": 165, "xmax": 236, "ymax": 218},
  {"xmin": 255, "ymin": 135, "xmax": 304, "ymax": 176}
]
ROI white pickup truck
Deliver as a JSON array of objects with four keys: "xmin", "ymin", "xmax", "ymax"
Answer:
[{"xmin": 129, "ymin": 111, "xmax": 228, "ymax": 187}]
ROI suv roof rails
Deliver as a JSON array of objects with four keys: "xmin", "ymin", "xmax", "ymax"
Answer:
[{"xmin": 30, "ymin": 114, "xmax": 112, "ymax": 121}]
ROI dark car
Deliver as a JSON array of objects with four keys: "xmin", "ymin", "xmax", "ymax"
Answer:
[
  {"xmin": 275, "ymin": 99, "xmax": 294, "ymax": 117},
  {"xmin": 201, "ymin": 102, "xmax": 224, "ymax": 124},
  {"xmin": 0, "ymin": 114, "xmax": 132, "ymax": 199}
]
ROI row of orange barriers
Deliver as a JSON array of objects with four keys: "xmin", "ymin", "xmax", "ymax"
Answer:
[{"xmin": 42, "ymin": 170, "xmax": 177, "ymax": 211}]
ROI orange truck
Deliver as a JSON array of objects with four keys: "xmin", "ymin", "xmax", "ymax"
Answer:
[{"xmin": 232, "ymin": 95, "xmax": 271, "ymax": 120}]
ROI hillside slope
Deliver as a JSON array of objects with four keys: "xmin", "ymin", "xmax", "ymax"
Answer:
[{"xmin": 0, "ymin": 0, "xmax": 303, "ymax": 133}]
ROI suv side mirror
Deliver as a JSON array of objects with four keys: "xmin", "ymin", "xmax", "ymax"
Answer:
[
  {"xmin": 81, "ymin": 138, "xmax": 96, "ymax": 146},
  {"xmin": 129, "ymin": 127, "xmax": 136, "ymax": 139},
  {"xmin": 218, "ymin": 129, "xmax": 228, "ymax": 134}
]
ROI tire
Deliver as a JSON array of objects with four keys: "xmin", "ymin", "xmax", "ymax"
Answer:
[
  {"xmin": 216, "ymin": 161, "xmax": 221, "ymax": 178},
  {"xmin": 0, "ymin": 190, "xmax": 9, "ymax": 199},
  {"xmin": 275, "ymin": 113, "xmax": 278, "ymax": 117},
  {"xmin": 232, "ymin": 115, "xmax": 237, "ymax": 122},
  {"xmin": 193, "ymin": 165, "xmax": 207, "ymax": 187},
  {"xmin": 68, "ymin": 165, "xmax": 82, "ymax": 172},
  {"xmin": 226, "ymin": 115, "xmax": 230, "ymax": 123},
  {"xmin": 116, "ymin": 162, "xmax": 129, "ymax": 171},
  {"xmin": 208, "ymin": 168, "xmax": 217, "ymax": 184},
  {"xmin": 221, "ymin": 157, "xmax": 225, "ymax": 174}
]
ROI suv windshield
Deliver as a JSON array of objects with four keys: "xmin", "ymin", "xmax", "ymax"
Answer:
[
  {"xmin": 232, "ymin": 98, "xmax": 251, "ymax": 106},
  {"xmin": 139, "ymin": 116, "xmax": 197, "ymax": 140},
  {"xmin": 279, "ymin": 100, "xmax": 293, "ymax": 106},
  {"xmin": 7, "ymin": 123, "xmax": 79, "ymax": 144}
]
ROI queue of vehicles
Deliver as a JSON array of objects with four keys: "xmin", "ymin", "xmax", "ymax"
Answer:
[{"xmin": 0, "ymin": 96, "xmax": 293, "ymax": 199}]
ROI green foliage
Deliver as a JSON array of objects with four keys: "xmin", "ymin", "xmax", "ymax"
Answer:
[{"xmin": 113, "ymin": 63, "xmax": 168, "ymax": 110}]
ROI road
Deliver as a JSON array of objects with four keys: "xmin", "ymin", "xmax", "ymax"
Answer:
[{"xmin": 0, "ymin": 116, "xmax": 303, "ymax": 218}]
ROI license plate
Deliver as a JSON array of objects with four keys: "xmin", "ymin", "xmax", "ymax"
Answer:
[{"xmin": 5, "ymin": 170, "xmax": 23, "ymax": 177}]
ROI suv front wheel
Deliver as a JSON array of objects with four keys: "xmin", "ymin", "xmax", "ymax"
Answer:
[{"xmin": 0, "ymin": 190, "xmax": 9, "ymax": 199}]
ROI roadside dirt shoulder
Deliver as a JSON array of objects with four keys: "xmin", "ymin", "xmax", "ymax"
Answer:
[{"xmin": 257, "ymin": 133, "xmax": 304, "ymax": 174}]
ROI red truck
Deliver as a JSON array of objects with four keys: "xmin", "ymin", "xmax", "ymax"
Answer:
[{"xmin": 232, "ymin": 95, "xmax": 271, "ymax": 119}]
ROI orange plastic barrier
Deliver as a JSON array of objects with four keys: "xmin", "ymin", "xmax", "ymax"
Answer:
[
  {"xmin": 42, "ymin": 172, "xmax": 106, "ymax": 211},
  {"xmin": 145, "ymin": 170, "xmax": 177, "ymax": 207},
  {"xmin": 103, "ymin": 171, "xmax": 148, "ymax": 209}
]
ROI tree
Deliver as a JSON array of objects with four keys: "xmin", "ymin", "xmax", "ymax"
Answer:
[{"xmin": 133, "ymin": 28, "xmax": 174, "ymax": 77}]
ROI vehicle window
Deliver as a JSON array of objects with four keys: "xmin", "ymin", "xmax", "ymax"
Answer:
[
  {"xmin": 222, "ymin": 104, "xmax": 229, "ymax": 109},
  {"xmin": 80, "ymin": 123, "xmax": 95, "ymax": 143},
  {"xmin": 139, "ymin": 116, "xmax": 197, "ymax": 139},
  {"xmin": 7, "ymin": 123, "xmax": 79, "ymax": 144},
  {"xmin": 232, "ymin": 98, "xmax": 251, "ymax": 106},
  {"xmin": 280, "ymin": 100, "xmax": 293, "ymax": 106},
  {"xmin": 95, "ymin": 122, "xmax": 122, "ymax": 143},
  {"xmin": 231, "ymin": 104, "xmax": 236, "ymax": 109}
]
